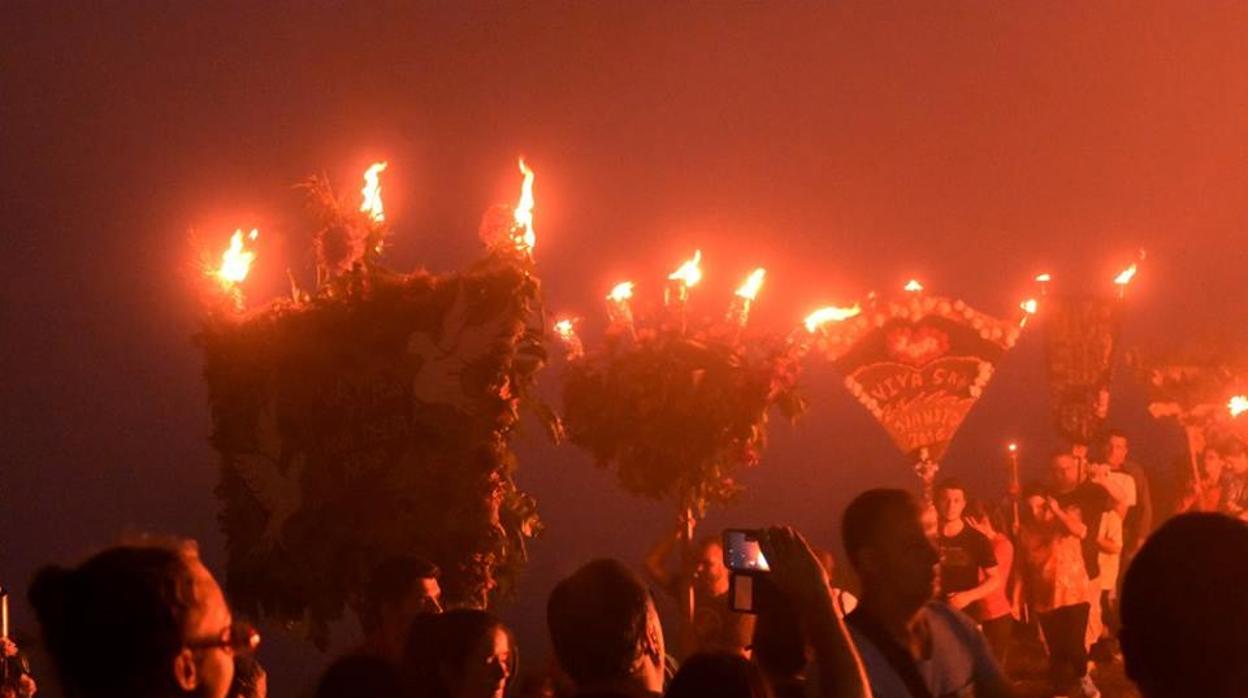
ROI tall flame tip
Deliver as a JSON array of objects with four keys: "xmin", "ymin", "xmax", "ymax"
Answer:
[
  {"xmin": 360, "ymin": 161, "xmax": 388, "ymax": 223},
  {"xmin": 668, "ymin": 250, "xmax": 704, "ymax": 287},
  {"xmin": 1230, "ymin": 395, "xmax": 1248, "ymax": 418},
  {"xmin": 735, "ymin": 267, "xmax": 767, "ymax": 300},
  {"xmin": 513, "ymin": 159, "xmax": 536, "ymax": 254},
  {"xmin": 1114, "ymin": 263, "xmax": 1138, "ymax": 286},
  {"xmin": 216, "ymin": 228, "xmax": 259, "ymax": 288},
  {"xmin": 904, "ymin": 279, "xmax": 924, "ymax": 293}
]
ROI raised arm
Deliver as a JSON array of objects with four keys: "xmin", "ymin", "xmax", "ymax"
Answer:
[{"xmin": 761, "ymin": 526, "xmax": 871, "ymax": 698}]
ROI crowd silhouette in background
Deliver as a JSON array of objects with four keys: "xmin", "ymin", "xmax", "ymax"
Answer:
[{"xmin": 4, "ymin": 428, "xmax": 1248, "ymax": 698}]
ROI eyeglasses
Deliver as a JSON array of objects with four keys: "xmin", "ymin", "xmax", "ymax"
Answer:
[{"xmin": 186, "ymin": 621, "xmax": 261, "ymax": 656}]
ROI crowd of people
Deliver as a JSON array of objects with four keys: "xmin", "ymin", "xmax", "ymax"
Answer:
[{"xmin": 4, "ymin": 429, "xmax": 1248, "ymax": 698}]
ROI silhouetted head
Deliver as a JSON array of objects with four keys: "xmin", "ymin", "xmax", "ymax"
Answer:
[
  {"xmin": 842, "ymin": 489, "xmax": 939, "ymax": 613},
  {"xmin": 1121, "ymin": 513, "xmax": 1248, "ymax": 697},
  {"xmin": 546, "ymin": 559, "xmax": 664, "ymax": 693},
  {"xmin": 29, "ymin": 538, "xmax": 243, "ymax": 698}
]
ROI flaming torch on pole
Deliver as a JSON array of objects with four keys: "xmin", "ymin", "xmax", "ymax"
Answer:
[
  {"xmin": 728, "ymin": 267, "xmax": 766, "ymax": 332},
  {"xmin": 360, "ymin": 162, "xmax": 388, "ymax": 224},
  {"xmin": 665, "ymin": 250, "xmax": 703, "ymax": 333},
  {"xmin": 1018, "ymin": 298, "xmax": 1038, "ymax": 328},
  {"xmin": 512, "ymin": 158, "xmax": 537, "ymax": 258},
  {"xmin": 1006, "ymin": 442, "xmax": 1021, "ymax": 534},
  {"xmin": 553, "ymin": 318, "xmax": 584, "ymax": 361},
  {"xmin": 606, "ymin": 281, "xmax": 636, "ymax": 339},
  {"xmin": 211, "ymin": 228, "xmax": 259, "ymax": 311},
  {"xmin": 1114, "ymin": 263, "xmax": 1137, "ymax": 299}
]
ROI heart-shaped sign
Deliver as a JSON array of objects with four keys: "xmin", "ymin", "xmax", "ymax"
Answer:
[{"xmin": 824, "ymin": 297, "xmax": 1020, "ymax": 462}]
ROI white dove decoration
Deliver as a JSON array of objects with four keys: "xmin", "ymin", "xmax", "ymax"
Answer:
[
  {"xmin": 406, "ymin": 283, "xmax": 514, "ymax": 414},
  {"xmin": 232, "ymin": 398, "xmax": 304, "ymax": 549}
]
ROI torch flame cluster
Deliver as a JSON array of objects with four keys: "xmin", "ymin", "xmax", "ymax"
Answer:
[
  {"xmin": 1231, "ymin": 395, "xmax": 1248, "ymax": 418},
  {"xmin": 206, "ymin": 158, "xmax": 542, "ymax": 310}
]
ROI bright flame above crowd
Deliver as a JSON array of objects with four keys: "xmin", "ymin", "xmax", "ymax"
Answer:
[
  {"xmin": 1035, "ymin": 273, "xmax": 1052, "ymax": 283},
  {"xmin": 904, "ymin": 279, "xmax": 924, "ymax": 293},
  {"xmin": 1020, "ymin": 298, "xmax": 1038, "ymax": 315},
  {"xmin": 360, "ymin": 162, "xmax": 388, "ymax": 223},
  {"xmin": 1230, "ymin": 395, "xmax": 1248, "ymax": 418},
  {"xmin": 554, "ymin": 318, "xmax": 576, "ymax": 341},
  {"xmin": 804, "ymin": 304, "xmax": 862, "ymax": 333},
  {"xmin": 607, "ymin": 281, "xmax": 635, "ymax": 302},
  {"xmin": 735, "ymin": 268, "xmax": 767, "ymax": 301},
  {"xmin": 668, "ymin": 250, "xmax": 703, "ymax": 288},
  {"xmin": 215, "ymin": 228, "xmax": 259, "ymax": 290},
  {"xmin": 513, "ymin": 158, "xmax": 536, "ymax": 255}
]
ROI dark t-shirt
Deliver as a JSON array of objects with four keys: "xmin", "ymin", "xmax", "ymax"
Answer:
[
  {"xmin": 938, "ymin": 525, "xmax": 997, "ymax": 594},
  {"xmin": 1054, "ymin": 480, "xmax": 1109, "ymax": 579}
]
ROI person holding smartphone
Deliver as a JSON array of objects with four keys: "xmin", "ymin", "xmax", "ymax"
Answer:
[{"xmin": 644, "ymin": 521, "xmax": 753, "ymax": 658}]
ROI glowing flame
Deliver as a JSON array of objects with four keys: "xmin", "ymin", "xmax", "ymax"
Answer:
[
  {"xmin": 1230, "ymin": 395, "xmax": 1248, "ymax": 418},
  {"xmin": 608, "ymin": 281, "xmax": 635, "ymax": 302},
  {"xmin": 1020, "ymin": 298, "xmax": 1038, "ymax": 315},
  {"xmin": 735, "ymin": 268, "xmax": 767, "ymax": 301},
  {"xmin": 904, "ymin": 279, "xmax": 924, "ymax": 293},
  {"xmin": 513, "ymin": 158, "xmax": 536, "ymax": 254},
  {"xmin": 360, "ymin": 162, "xmax": 388, "ymax": 223},
  {"xmin": 1008, "ymin": 442, "xmax": 1018, "ymax": 453},
  {"xmin": 804, "ymin": 304, "xmax": 862, "ymax": 333},
  {"xmin": 1114, "ymin": 263, "xmax": 1138, "ymax": 287},
  {"xmin": 554, "ymin": 318, "xmax": 576, "ymax": 341},
  {"xmin": 216, "ymin": 228, "xmax": 258, "ymax": 289},
  {"xmin": 1035, "ymin": 273, "xmax": 1052, "ymax": 283},
  {"xmin": 668, "ymin": 250, "xmax": 703, "ymax": 288}
]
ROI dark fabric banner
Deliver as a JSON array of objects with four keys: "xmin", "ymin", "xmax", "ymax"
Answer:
[{"xmin": 1043, "ymin": 296, "xmax": 1124, "ymax": 445}]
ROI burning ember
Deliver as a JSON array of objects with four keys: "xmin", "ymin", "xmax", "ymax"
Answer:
[
  {"xmin": 804, "ymin": 304, "xmax": 862, "ymax": 333},
  {"xmin": 668, "ymin": 250, "xmax": 704, "ymax": 288},
  {"xmin": 214, "ymin": 228, "xmax": 259, "ymax": 292},
  {"xmin": 735, "ymin": 268, "xmax": 767, "ymax": 300},
  {"xmin": 1020, "ymin": 298, "xmax": 1038, "ymax": 315},
  {"xmin": 513, "ymin": 158, "xmax": 536, "ymax": 255},
  {"xmin": 1230, "ymin": 395, "xmax": 1248, "ymax": 418},
  {"xmin": 904, "ymin": 279, "xmax": 924, "ymax": 293},
  {"xmin": 360, "ymin": 162, "xmax": 388, "ymax": 224}
]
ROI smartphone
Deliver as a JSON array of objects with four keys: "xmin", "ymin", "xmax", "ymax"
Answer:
[{"xmin": 722, "ymin": 529, "xmax": 770, "ymax": 573}]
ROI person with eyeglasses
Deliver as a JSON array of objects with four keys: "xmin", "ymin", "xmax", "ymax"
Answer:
[{"xmin": 28, "ymin": 537, "xmax": 258, "ymax": 698}]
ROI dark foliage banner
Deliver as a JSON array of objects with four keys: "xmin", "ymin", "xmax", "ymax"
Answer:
[{"xmin": 200, "ymin": 254, "xmax": 545, "ymax": 648}]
